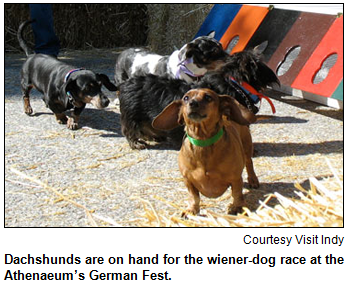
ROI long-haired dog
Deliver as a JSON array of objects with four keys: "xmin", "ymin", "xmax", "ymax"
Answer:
[
  {"xmin": 119, "ymin": 49, "xmax": 279, "ymax": 149},
  {"xmin": 119, "ymin": 74, "xmax": 191, "ymax": 149},
  {"xmin": 195, "ymin": 50, "xmax": 280, "ymax": 114},
  {"xmin": 115, "ymin": 36, "xmax": 229, "ymax": 85},
  {"xmin": 18, "ymin": 20, "xmax": 117, "ymax": 130},
  {"xmin": 152, "ymin": 89, "xmax": 259, "ymax": 215}
]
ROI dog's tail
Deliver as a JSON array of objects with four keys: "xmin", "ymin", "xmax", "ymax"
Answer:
[{"xmin": 17, "ymin": 20, "xmax": 34, "ymax": 57}]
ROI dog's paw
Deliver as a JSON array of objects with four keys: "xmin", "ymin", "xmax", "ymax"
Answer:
[
  {"xmin": 227, "ymin": 204, "xmax": 244, "ymax": 215},
  {"xmin": 181, "ymin": 211, "xmax": 193, "ymax": 219},
  {"xmin": 24, "ymin": 106, "xmax": 33, "ymax": 115},
  {"xmin": 247, "ymin": 176, "xmax": 259, "ymax": 189},
  {"xmin": 23, "ymin": 96, "xmax": 33, "ymax": 115},
  {"xmin": 129, "ymin": 140, "xmax": 147, "ymax": 150},
  {"xmin": 67, "ymin": 118, "xmax": 79, "ymax": 130},
  {"xmin": 181, "ymin": 207, "xmax": 199, "ymax": 218}
]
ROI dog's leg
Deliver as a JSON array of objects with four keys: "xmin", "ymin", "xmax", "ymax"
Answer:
[
  {"xmin": 67, "ymin": 106, "xmax": 85, "ymax": 130},
  {"xmin": 67, "ymin": 115, "xmax": 79, "ymax": 130},
  {"xmin": 245, "ymin": 156, "xmax": 259, "ymax": 188},
  {"xmin": 228, "ymin": 177, "xmax": 246, "ymax": 215},
  {"xmin": 182, "ymin": 180, "xmax": 200, "ymax": 217},
  {"xmin": 123, "ymin": 128, "xmax": 147, "ymax": 150},
  {"xmin": 55, "ymin": 113, "xmax": 68, "ymax": 124},
  {"xmin": 22, "ymin": 84, "xmax": 34, "ymax": 115},
  {"xmin": 121, "ymin": 120, "xmax": 147, "ymax": 150},
  {"xmin": 241, "ymin": 127, "xmax": 259, "ymax": 188}
]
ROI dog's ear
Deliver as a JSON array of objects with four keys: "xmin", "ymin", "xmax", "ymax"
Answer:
[
  {"xmin": 60, "ymin": 79, "xmax": 77, "ymax": 105},
  {"xmin": 219, "ymin": 95, "xmax": 256, "ymax": 125},
  {"xmin": 253, "ymin": 41, "xmax": 268, "ymax": 55},
  {"xmin": 96, "ymin": 74, "xmax": 118, "ymax": 91},
  {"xmin": 61, "ymin": 79, "xmax": 77, "ymax": 96},
  {"xmin": 152, "ymin": 100, "xmax": 183, "ymax": 131},
  {"xmin": 206, "ymin": 31, "xmax": 216, "ymax": 38}
]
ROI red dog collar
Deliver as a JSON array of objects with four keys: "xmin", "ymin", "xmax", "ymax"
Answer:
[
  {"xmin": 64, "ymin": 68, "xmax": 85, "ymax": 83},
  {"xmin": 230, "ymin": 77, "xmax": 276, "ymax": 114}
]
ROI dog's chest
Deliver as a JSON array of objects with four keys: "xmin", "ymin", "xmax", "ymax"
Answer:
[
  {"xmin": 179, "ymin": 148, "xmax": 243, "ymax": 198},
  {"xmin": 191, "ymin": 167, "xmax": 231, "ymax": 198}
]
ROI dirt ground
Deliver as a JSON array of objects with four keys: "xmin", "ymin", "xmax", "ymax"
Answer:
[{"xmin": 4, "ymin": 49, "xmax": 343, "ymax": 227}]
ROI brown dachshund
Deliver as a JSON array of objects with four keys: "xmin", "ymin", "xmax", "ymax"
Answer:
[{"xmin": 152, "ymin": 88, "xmax": 259, "ymax": 216}]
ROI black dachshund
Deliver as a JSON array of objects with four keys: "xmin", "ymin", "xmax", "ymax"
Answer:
[
  {"xmin": 119, "ymin": 74, "xmax": 191, "ymax": 149},
  {"xmin": 18, "ymin": 20, "xmax": 117, "ymax": 130}
]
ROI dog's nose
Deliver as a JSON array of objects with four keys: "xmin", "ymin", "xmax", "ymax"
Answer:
[
  {"xmin": 101, "ymin": 95, "xmax": 110, "ymax": 107},
  {"xmin": 189, "ymin": 100, "xmax": 199, "ymax": 109}
]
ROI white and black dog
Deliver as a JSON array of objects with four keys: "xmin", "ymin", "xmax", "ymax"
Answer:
[{"xmin": 114, "ymin": 36, "xmax": 229, "ymax": 85}]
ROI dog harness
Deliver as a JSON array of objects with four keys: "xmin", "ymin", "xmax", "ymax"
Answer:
[
  {"xmin": 229, "ymin": 77, "xmax": 276, "ymax": 114},
  {"xmin": 64, "ymin": 68, "xmax": 85, "ymax": 83},
  {"xmin": 186, "ymin": 128, "xmax": 224, "ymax": 147},
  {"xmin": 176, "ymin": 58, "xmax": 204, "ymax": 81}
]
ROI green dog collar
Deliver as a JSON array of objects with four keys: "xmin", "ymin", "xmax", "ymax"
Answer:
[{"xmin": 186, "ymin": 128, "xmax": 224, "ymax": 147}]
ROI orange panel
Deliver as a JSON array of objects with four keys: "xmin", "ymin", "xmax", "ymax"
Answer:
[
  {"xmin": 220, "ymin": 5, "xmax": 269, "ymax": 54},
  {"xmin": 291, "ymin": 16, "xmax": 343, "ymax": 98}
]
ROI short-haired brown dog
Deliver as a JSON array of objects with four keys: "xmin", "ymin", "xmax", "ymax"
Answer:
[{"xmin": 153, "ymin": 88, "xmax": 259, "ymax": 216}]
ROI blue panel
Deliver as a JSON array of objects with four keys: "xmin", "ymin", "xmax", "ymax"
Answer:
[{"xmin": 194, "ymin": 4, "xmax": 242, "ymax": 40}]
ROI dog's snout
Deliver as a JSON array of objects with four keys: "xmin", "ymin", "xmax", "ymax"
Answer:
[
  {"xmin": 187, "ymin": 97, "xmax": 207, "ymax": 122},
  {"xmin": 100, "ymin": 95, "xmax": 110, "ymax": 107},
  {"xmin": 189, "ymin": 99, "xmax": 199, "ymax": 109},
  {"xmin": 101, "ymin": 95, "xmax": 110, "ymax": 107},
  {"xmin": 91, "ymin": 94, "xmax": 110, "ymax": 109}
]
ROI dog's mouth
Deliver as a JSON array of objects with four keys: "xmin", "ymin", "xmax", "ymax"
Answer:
[
  {"xmin": 188, "ymin": 111, "xmax": 207, "ymax": 122},
  {"xmin": 177, "ymin": 56, "xmax": 207, "ymax": 81}
]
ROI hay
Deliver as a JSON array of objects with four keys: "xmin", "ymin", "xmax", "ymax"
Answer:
[
  {"xmin": 5, "ymin": 4, "xmax": 211, "ymax": 53},
  {"xmin": 8, "ymin": 159, "xmax": 342, "ymax": 227},
  {"xmin": 5, "ymin": 4, "xmax": 148, "ymax": 52},
  {"xmin": 10, "ymin": 167, "xmax": 98, "ymax": 227},
  {"xmin": 131, "ymin": 160, "xmax": 343, "ymax": 227},
  {"xmin": 145, "ymin": 4, "xmax": 212, "ymax": 54}
]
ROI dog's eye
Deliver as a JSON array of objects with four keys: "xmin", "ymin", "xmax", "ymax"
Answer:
[
  {"xmin": 183, "ymin": 96, "xmax": 189, "ymax": 102},
  {"xmin": 204, "ymin": 94, "xmax": 213, "ymax": 102}
]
